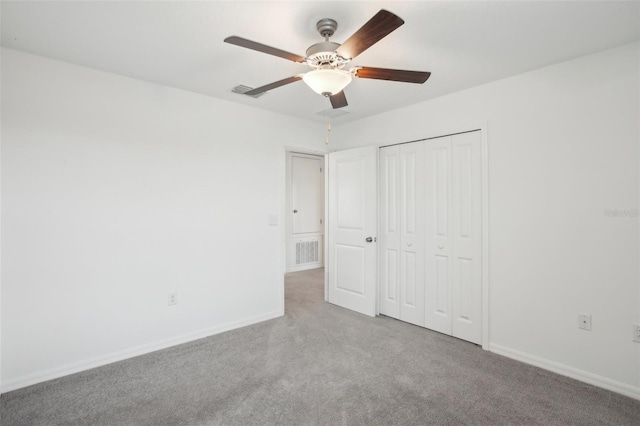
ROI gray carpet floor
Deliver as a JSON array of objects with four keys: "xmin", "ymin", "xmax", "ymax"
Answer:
[{"xmin": 1, "ymin": 268, "xmax": 639, "ymax": 425}]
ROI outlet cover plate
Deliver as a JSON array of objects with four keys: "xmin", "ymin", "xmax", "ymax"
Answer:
[{"xmin": 578, "ymin": 313, "xmax": 592, "ymax": 331}]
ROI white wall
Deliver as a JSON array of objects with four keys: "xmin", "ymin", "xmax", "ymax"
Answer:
[
  {"xmin": 2, "ymin": 42, "xmax": 639, "ymax": 399},
  {"xmin": 0, "ymin": 48, "xmax": 324, "ymax": 391},
  {"xmin": 333, "ymin": 42, "xmax": 640, "ymax": 398},
  {"xmin": 0, "ymin": 46, "xmax": 3, "ymax": 390}
]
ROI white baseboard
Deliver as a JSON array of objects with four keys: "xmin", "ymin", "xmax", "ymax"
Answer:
[
  {"xmin": 1, "ymin": 310, "xmax": 283, "ymax": 394},
  {"xmin": 489, "ymin": 343, "xmax": 640, "ymax": 401},
  {"xmin": 286, "ymin": 264, "xmax": 324, "ymax": 273}
]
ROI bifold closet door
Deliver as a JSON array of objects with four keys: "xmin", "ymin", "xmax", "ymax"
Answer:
[
  {"xmin": 450, "ymin": 132, "xmax": 482, "ymax": 344},
  {"xmin": 379, "ymin": 145, "xmax": 401, "ymax": 319},
  {"xmin": 424, "ymin": 137, "xmax": 453, "ymax": 335},
  {"xmin": 398, "ymin": 142, "xmax": 425, "ymax": 326},
  {"xmin": 379, "ymin": 142, "xmax": 425, "ymax": 326},
  {"xmin": 424, "ymin": 131, "xmax": 482, "ymax": 344}
]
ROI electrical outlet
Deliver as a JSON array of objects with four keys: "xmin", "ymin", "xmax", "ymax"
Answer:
[
  {"xmin": 578, "ymin": 313, "xmax": 591, "ymax": 331},
  {"xmin": 168, "ymin": 292, "xmax": 178, "ymax": 306},
  {"xmin": 633, "ymin": 324, "xmax": 640, "ymax": 343}
]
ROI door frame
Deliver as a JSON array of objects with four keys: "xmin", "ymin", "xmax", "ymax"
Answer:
[
  {"xmin": 376, "ymin": 123, "xmax": 490, "ymax": 350},
  {"xmin": 281, "ymin": 146, "xmax": 328, "ymax": 314},
  {"xmin": 285, "ymin": 151, "xmax": 325, "ymax": 273}
]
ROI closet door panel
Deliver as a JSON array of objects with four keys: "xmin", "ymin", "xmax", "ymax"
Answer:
[
  {"xmin": 451, "ymin": 131, "xmax": 482, "ymax": 344},
  {"xmin": 399, "ymin": 142, "xmax": 425, "ymax": 326},
  {"xmin": 424, "ymin": 137, "xmax": 453, "ymax": 335},
  {"xmin": 378, "ymin": 146, "xmax": 400, "ymax": 319}
]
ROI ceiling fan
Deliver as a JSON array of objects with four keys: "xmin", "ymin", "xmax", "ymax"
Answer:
[{"xmin": 224, "ymin": 9, "xmax": 431, "ymax": 109}]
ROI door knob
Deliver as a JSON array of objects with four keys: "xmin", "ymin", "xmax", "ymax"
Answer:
[
  {"xmin": 365, "ymin": 237, "xmax": 373, "ymax": 243},
  {"xmin": 438, "ymin": 244, "xmax": 444, "ymax": 249},
  {"xmin": 407, "ymin": 242, "xmax": 413, "ymax": 247},
  {"xmin": 293, "ymin": 210, "xmax": 298, "ymax": 213}
]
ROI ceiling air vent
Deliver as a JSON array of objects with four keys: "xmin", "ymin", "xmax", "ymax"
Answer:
[
  {"xmin": 317, "ymin": 108, "xmax": 350, "ymax": 119},
  {"xmin": 232, "ymin": 84, "xmax": 266, "ymax": 99}
]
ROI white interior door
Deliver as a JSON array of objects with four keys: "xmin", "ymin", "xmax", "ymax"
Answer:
[
  {"xmin": 424, "ymin": 131, "xmax": 482, "ymax": 344},
  {"xmin": 379, "ymin": 145, "xmax": 401, "ymax": 319},
  {"xmin": 451, "ymin": 131, "xmax": 482, "ymax": 344},
  {"xmin": 286, "ymin": 152, "xmax": 324, "ymax": 272},
  {"xmin": 328, "ymin": 146, "xmax": 377, "ymax": 317},
  {"xmin": 291, "ymin": 154, "xmax": 323, "ymax": 234},
  {"xmin": 399, "ymin": 141, "xmax": 425, "ymax": 326},
  {"xmin": 379, "ymin": 142, "xmax": 425, "ymax": 326},
  {"xmin": 424, "ymin": 137, "xmax": 454, "ymax": 335}
]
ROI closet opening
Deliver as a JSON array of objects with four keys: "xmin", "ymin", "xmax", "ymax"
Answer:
[{"xmin": 378, "ymin": 129, "xmax": 487, "ymax": 345}]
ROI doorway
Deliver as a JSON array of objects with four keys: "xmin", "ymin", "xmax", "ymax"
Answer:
[{"xmin": 285, "ymin": 151, "xmax": 325, "ymax": 273}]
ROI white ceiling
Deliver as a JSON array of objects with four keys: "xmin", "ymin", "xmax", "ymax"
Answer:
[{"xmin": 2, "ymin": 1, "xmax": 639, "ymax": 124}]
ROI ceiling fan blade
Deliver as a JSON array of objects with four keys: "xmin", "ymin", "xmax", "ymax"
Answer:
[
  {"xmin": 224, "ymin": 36, "xmax": 306, "ymax": 63},
  {"xmin": 329, "ymin": 91, "xmax": 348, "ymax": 109},
  {"xmin": 244, "ymin": 76, "xmax": 303, "ymax": 96},
  {"xmin": 336, "ymin": 10, "xmax": 404, "ymax": 60},
  {"xmin": 354, "ymin": 67, "xmax": 431, "ymax": 84}
]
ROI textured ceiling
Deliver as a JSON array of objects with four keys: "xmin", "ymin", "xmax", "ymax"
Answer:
[{"xmin": 2, "ymin": 1, "xmax": 639, "ymax": 124}]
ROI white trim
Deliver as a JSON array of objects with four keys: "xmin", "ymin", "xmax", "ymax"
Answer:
[
  {"xmin": 283, "ymin": 146, "xmax": 327, "ymax": 157},
  {"xmin": 324, "ymin": 154, "xmax": 329, "ymax": 302},
  {"xmin": 480, "ymin": 125, "xmax": 490, "ymax": 351},
  {"xmin": 287, "ymin": 259, "xmax": 323, "ymax": 273},
  {"xmin": 1, "ymin": 310, "xmax": 282, "ymax": 393},
  {"xmin": 374, "ymin": 122, "xmax": 487, "ymax": 149},
  {"xmin": 490, "ymin": 343, "xmax": 640, "ymax": 401},
  {"xmin": 375, "ymin": 146, "xmax": 381, "ymax": 316},
  {"xmin": 373, "ymin": 147, "xmax": 380, "ymax": 316}
]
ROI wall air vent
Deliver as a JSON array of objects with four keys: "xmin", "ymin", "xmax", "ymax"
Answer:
[
  {"xmin": 232, "ymin": 84, "xmax": 266, "ymax": 99},
  {"xmin": 295, "ymin": 239, "xmax": 319, "ymax": 265}
]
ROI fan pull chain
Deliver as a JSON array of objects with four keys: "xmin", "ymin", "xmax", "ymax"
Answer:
[{"xmin": 325, "ymin": 95, "xmax": 331, "ymax": 145}]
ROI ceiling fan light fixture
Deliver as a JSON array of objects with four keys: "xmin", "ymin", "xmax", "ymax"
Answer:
[{"xmin": 302, "ymin": 69, "xmax": 352, "ymax": 96}]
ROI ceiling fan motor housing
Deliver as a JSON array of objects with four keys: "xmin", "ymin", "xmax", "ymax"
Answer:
[
  {"xmin": 305, "ymin": 18, "xmax": 348, "ymax": 69},
  {"xmin": 306, "ymin": 41, "xmax": 346, "ymax": 69}
]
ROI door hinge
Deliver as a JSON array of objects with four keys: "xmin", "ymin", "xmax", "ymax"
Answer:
[
  {"xmin": 320, "ymin": 219, "xmax": 323, "ymax": 225},
  {"xmin": 320, "ymin": 167, "xmax": 323, "ymax": 172}
]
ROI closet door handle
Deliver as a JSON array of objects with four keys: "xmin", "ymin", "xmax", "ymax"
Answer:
[
  {"xmin": 438, "ymin": 244, "xmax": 444, "ymax": 249},
  {"xmin": 407, "ymin": 242, "xmax": 413, "ymax": 247},
  {"xmin": 365, "ymin": 237, "xmax": 373, "ymax": 243}
]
